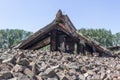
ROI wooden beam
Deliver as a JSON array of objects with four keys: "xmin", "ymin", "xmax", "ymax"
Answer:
[
  {"xmin": 50, "ymin": 30, "xmax": 58, "ymax": 51},
  {"xmin": 29, "ymin": 37, "xmax": 50, "ymax": 50},
  {"xmin": 18, "ymin": 22, "xmax": 57, "ymax": 49}
]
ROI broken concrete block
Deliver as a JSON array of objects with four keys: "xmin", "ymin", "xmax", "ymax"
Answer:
[
  {"xmin": 0, "ymin": 71, "xmax": 13, "ymax": 79},
  {"xmin": 100, "ymin": 73, "xmax": 107, "ymax": 80},
  {"xmin": 23, "ymin": 68, "xmax": 35, "ymax": 79},
  {"xmin": 11, "ymin": 64, "xmax": 25, "ymax": 73},
  {"xmin": 17, "ymin": 58, "xmax": 29, "ymax": 66},
  {"xmin": 2, "ymin": 57, "xmax": 13, "ymax": 63}
]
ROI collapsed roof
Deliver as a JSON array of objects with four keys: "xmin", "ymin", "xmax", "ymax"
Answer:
[{"xmin": 15, "ymin": 10, "xmax": 113, "ymax": 57}]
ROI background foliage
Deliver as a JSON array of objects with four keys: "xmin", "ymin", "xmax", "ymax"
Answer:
[
  {"xmin": 0, "ymin": 28, "xmax": 120, "ymax": 49},
  {"xmin": 78, "ymin": 28, "xmax": 120, "ymax": 47},
  {"xmin": 0, "ymin": 29, "xmax": 33, "ymax": 49}
]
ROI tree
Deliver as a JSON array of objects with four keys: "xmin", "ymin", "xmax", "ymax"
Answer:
[
  {"xmin": 0, "ymin": 29, "xmax": 33, "ymax": 49},
  {"xmin": 113, "ymin": 32, "xmax": 120, "ymax": 46},
  {"xmin": 78, "ymin": 28, "xmax": 114, "ymax": 47}
]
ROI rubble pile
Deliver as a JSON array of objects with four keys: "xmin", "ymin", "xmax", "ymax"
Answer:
[{"xmin": 0, "ymin": 49, "xmax": 120, "ymax": 80}]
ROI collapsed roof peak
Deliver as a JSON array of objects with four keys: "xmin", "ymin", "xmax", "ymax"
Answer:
[{"xmin": 56, "ymin": 9, "xmax": 63, "ymax": 18}]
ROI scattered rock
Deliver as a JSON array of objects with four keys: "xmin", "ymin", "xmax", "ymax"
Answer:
[
  {"xmin": 23, "ymin": 68, "xmax": 35, "ymax": 79},
  {"xmin": 80, "ymin": 66, "xmax": 89, "ymax": 73},
  {"xmin": 0, "ymin": 49, "xmax": 119, "ymax": 80},
  {"xmin": 2, "ymin": 57, "xmax": 13, "ymax": 63},
  {"xmin": 72, "ymin": 74, "xmax": 79, "ymax": 80},
  {"xmin": 8, "ymin": 77, "xmax": 18, "ymax": 80},
  {"xmin": 93, "ymin": 52, "xmax": 99, "ymax": 57},
  {"xmin": 62, "ymin": 76, "xmax": 69, "ymax": 80},
  {"xmin": 17, "ymin": 58, "xmax": 29, "ymax": 66},
  {"xmin": 116, "ymin": 64, "xmax": 120, "ymax": 71},
  {"xmin": 100, "ymin": 73, "xmax": 107, "ymax": 80},
  {"xmin": 0, "ymin": 71, "xmax": 13, "ymax": 79},
  {"xmin": 36, "ymin": 75, "xmax": 43, "ymax": 80},
  {"xmin": 44, "ymin": 68, "xmax": 57, "ymax": 78},
  {"xmin": 79, "ymin": 74, "xmax": 85, "ymax": 80},
  {"xmin": 87, "ymin": 70, "xmax": 95, "ymax": 75},
  {"xmin": 11, "ymin": 64, "xmax": 24, "ymax": 73},
  {"xmin": 65, "ymin": 62, "xmax": 81, "ymax": 70},
  {"xmin": 84, "ymin": 73, "xmax": 89, "ymax": 77}
]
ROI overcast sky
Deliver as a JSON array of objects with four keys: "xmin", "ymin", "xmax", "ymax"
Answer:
[{"xmin": 0, "ymin": 0, "xmax": 120, "ymax": 34}]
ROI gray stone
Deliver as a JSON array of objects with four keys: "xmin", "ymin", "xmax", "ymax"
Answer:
[
  {"xmin": 116, "ymin": 64, "xmax": 120, "ymax": 71},
  {"xmin": 118, "ymin": 76, "xmax": 120, "ymax": 80},
  {"xmin": 44, "ymin": 68, "xmax": 57, "ymax": 78},
  {"xmin": 47, "ymin": 77, "xmax": 58, "ymax": 80},
  {"xmin": 93, "ymin": 52, "xmax": 99, "ymax": 57},
  {"xmin": 11, "ymin": 64, "xmax": 25, "ymax": 73},
  {"xmin": 17, "ymin": 72, "xmax": 30, "ymax": 80},
  {"xmin": 40, "ymin": 62, "xmax": 48, "ymax": 71},
  {"xmin": 79, "ymin": 74, "xmax": 85, "ymax": 80},
  {"xmin": 8, "ymin": 77, "xmax": 18, "ymax": 80},
  {"xmin": 24, "ymin": 68, "xmax": 35, "ymax": 79},
  {"xmin": 17, "ymin": 58, "xmax": 29, "ymax": 66},
  {"xmin": 106, "ymin": 70, "xmax": 111, "ymax": 74},
  {"xmin": 42, "ymin": 66, "xmax": 60, "ymax": 79},
  {"xmin": 101, "ymin": 73, "xmax": 107, "ymax": 80},
  {"xmin": 36, "ymin": 75, "xmax": 43, "ymax": 80},
  {"xmin": 72, "ymin": 74, "xmax": 79, "ymax": 80},
  {"xmin": 0, "ymin": 71, "xmax": 13, "ymax": 79},
  {"xmin": 56, "ymin": 72, "xmax": 65, "ymax": 79},
  {"xmin": 65, "ymin": 62, "xmax": 81, "ymax": 70},
  {"xmin": 87, "ymin": 70, "xmax": 95, "ymax": 75},
  {"xmin": 83, "ymin": 56, "xmax": 89, "ymax": 61},
  {"xmin": 80, "ymin": 66, "xmax": 89, "ymax": 73},
  {"xmin": 84, "ymin": 73, "xmax": 89, "ymax": 77},
  {"xmin": 16, "ymin": 56, "xmax": 21, "ymax": 64},
  {"xmin": 69, "ymin": 69, "xmax": 76, "ymax": 75},
  {"xmin": 110, "ymin": 62, "xmax": 116, "ymax": 68},
  {"xmin": 2, "ymin": 57, "xmax": 13, "ymax": 63},
  {"xmin": 62, "ymin": 77, "xmax": 69, "ymax": 80},
  {"xmin": 15, "ymin": 52, "xmax": 25, "ymax": 59},
  {"xmin": 29, "ymin": 62, "xmax": 38, "ymax": 75},
  {"xmin": 91, "ymin": 74, "xmax": 100, "ymax": 80}
]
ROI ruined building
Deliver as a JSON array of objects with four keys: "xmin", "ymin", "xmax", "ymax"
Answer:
[{"xmin": 16, "ymin": 10, "xmax": 113, "ymax": 57}]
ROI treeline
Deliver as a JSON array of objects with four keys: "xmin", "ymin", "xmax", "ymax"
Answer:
[
  {"xmin": 0, "ymin": 29, "xmax": 33, "ymax": 49},
  {"xmin": 78, "ymin": 28, "xmax": 120, "ymax": 47},
  {"xmin": 0, "ymin": 28, "xmax": 120, "ymax": 49}
]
